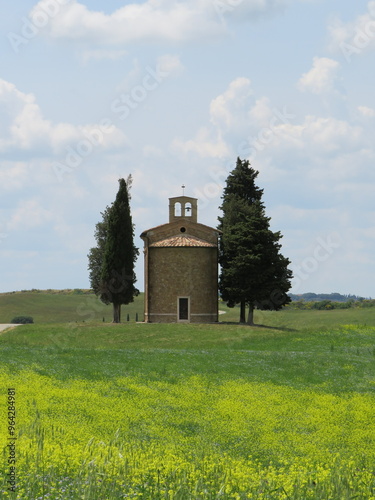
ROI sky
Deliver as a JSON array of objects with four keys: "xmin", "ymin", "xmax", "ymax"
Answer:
[{"xmin": 0, "ymin": 0, "xmax": 374, "ymax": 298}]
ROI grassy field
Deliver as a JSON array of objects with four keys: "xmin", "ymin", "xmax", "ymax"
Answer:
[
  {"xmin": 1, "ymin": 293, "xmax": 375, "ymax": 499},
  {"xmin": 1, "ymin": 288, "xmax": 375, "ymax": 326},
  {"xmin": 0, "ymin": 290, "xmax": 144, "ymax": 324}
]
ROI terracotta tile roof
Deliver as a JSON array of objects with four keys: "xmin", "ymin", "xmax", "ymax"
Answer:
[
  {"xmin": 140, "ymin": 221, "xmax": 221, "ymax": 238},
  {"xmin": 150, "ymin": 235, "xmax": 217, "ymax": 248}
]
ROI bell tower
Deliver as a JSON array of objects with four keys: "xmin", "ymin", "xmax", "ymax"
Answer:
[{"xmin": 169, "ymin": 196, "xmax": 198, "ymax": 224}]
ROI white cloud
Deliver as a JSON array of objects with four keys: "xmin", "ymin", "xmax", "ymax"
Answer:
[
  {"xmin": 172, "ymin": 77, "xmax": 253, "ymax": 158},
  {"xmin": 0, "ymin": 162, "xmax": 31, "ymax": 191},
  {"xmin": 31, "ymin": 0, "xmax": 225, "ymax": 44},
  {"xmin": 173, "ymin": 75, "xmax": 363, "ymax": 166},
  {"xmin": 297, "ymin": 57, "xmax": 341, "ymax": 94},
  {"xmin": 300, "ymin": 115, "xmax": 361, "ymax": 153},
  {"xmin": 248, "ymin": 97, "xmax": 275, "ymax": 128},
  {"xmin": 0, "ymin": 79, "xmax": 51, "ymax": 151},
  {"xmin": 170, "ymin": 74, "xmax": 372, "ymax": 228},
  {"xmin": 212, "ymin": 0, "xmax": 290, "ymax": 22},
  {"xmin": 173, "ymin": 75, "xmax": 362, "ymax": 163},
  {"xmin": 7, "ymin": 199, "xmax": 54, "ymax": 231},
  {"xmin": 328, "ymin": 1, "xmax": 375, "ymax": 60},
  {"xmin": 358, "ymin": 105, "xmax": 375, "ymax": 117},
  {"xmin": 252, "ymin": 113, "xmax": 365, "ymax": 191},
  {"xmin": 0, "ymin": 79, "xmax": 127, "ymax": 155},
  {"xmin": 28, "ymin": 0, "xmax": 306, "ymax": 45},
  {"xmin": 172, "ymin": 128, "xmax": 229, "ymax": 158},
  {"xmin": 156, "ymin": 54, "xmax": 184, "ymax": 77},
  {"xmin": 210, "ymin": 77, "xmax": 253, "ymax": 128}
]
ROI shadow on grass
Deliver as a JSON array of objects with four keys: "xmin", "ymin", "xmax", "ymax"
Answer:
[{"xmin": 218, "ymin": 321, "xmax": 296, "ymax": 332}]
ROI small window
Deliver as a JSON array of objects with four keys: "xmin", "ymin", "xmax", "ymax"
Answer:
[
  {"xmin": 174, "ymin": 202, "xmax": 181, "ymax": 216},
  {"xmin": 180, "ymin": 227, "xmax": 186, "ymax": 233}
]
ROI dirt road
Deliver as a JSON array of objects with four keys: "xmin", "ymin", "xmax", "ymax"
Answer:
[{"xmin": 0, "ymin": 324, "xmax": 22, "ymax": 332}]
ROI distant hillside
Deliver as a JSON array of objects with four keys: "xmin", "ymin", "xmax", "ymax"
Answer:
[
  {"xmin": 289, "ymin": 292, "xmax": 370, "ymax": 302},
  {"xmin": 0, "ymin": 289, "xmax": 144, "ymax": 324}
]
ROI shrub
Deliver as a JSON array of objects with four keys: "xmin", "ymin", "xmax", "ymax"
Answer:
[{"xmin": 11, "ymin": 316, "xmax": 34, "ymax": 324}]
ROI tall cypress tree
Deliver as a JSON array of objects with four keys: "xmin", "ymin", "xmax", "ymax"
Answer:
[
  {"xmin": 218, "ymin": 158, "xmax": 293, "ymax": 325},
  {"xmin": 88, "ymin": 177, "xmax": 139, "ymax": 323}
]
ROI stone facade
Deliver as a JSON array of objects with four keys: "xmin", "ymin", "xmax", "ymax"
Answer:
[{"xmin": 140, "ymin": 196, "xmax": 220, "ymax": 323}]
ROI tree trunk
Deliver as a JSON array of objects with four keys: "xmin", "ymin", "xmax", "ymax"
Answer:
[
  {"xmin": 247, "ymin": 304, "xmax": 255, "ymax": 326},
  {"xmin": 240, "ymin": 300, "xmax": 246, "ymax": 323},
  {"xmin": 113, "ymin": 303, "xmax": 121, "ymax": 323}
]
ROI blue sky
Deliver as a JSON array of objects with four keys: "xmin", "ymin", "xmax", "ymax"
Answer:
[{"xmin": 1, "ymin": 0, "xmax": 374, "ymax": 297}]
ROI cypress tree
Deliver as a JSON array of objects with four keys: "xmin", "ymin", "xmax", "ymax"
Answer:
[
  {"xmin": 218, "ymin": 158, "xmax": 293, "ymax": 325},
  {"xmin": 88, "ymin": 177, "xmax": 139, "ymax": 323}
]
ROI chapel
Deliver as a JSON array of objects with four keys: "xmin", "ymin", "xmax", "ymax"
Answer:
[{"xmin": 140, "ymin": 195, "xmax": 219, "ymax": 323}]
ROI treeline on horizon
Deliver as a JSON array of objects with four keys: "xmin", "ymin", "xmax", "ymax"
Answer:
[
  {"xmin": 1, "ymin": 289, "xmax": 374, "ymax": 311},
  {"xmin": 287, "ymin": 292, "xmax": 375, "ymax": 310}
]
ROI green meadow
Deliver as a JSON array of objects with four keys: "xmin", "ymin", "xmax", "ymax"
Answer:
[
  {"xmin": 1, "ymin": 291, "xmax": 375, "ymax": 499},
  {"xmin": 0, "ymin": 290, "xmax": 143, "ymax": 324}
]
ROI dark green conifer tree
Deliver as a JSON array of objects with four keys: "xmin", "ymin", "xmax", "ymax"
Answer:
[
  {"xmin": 87, "ymin": 205, "xmax": 111, "ymax": 297},
  {"xmin": 218, "ymin": 158, "xmax": 293, "ymax": 325},
  {"xmin": 88, "ymin": 177, "xmax": 139, "ymax": 323}
]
